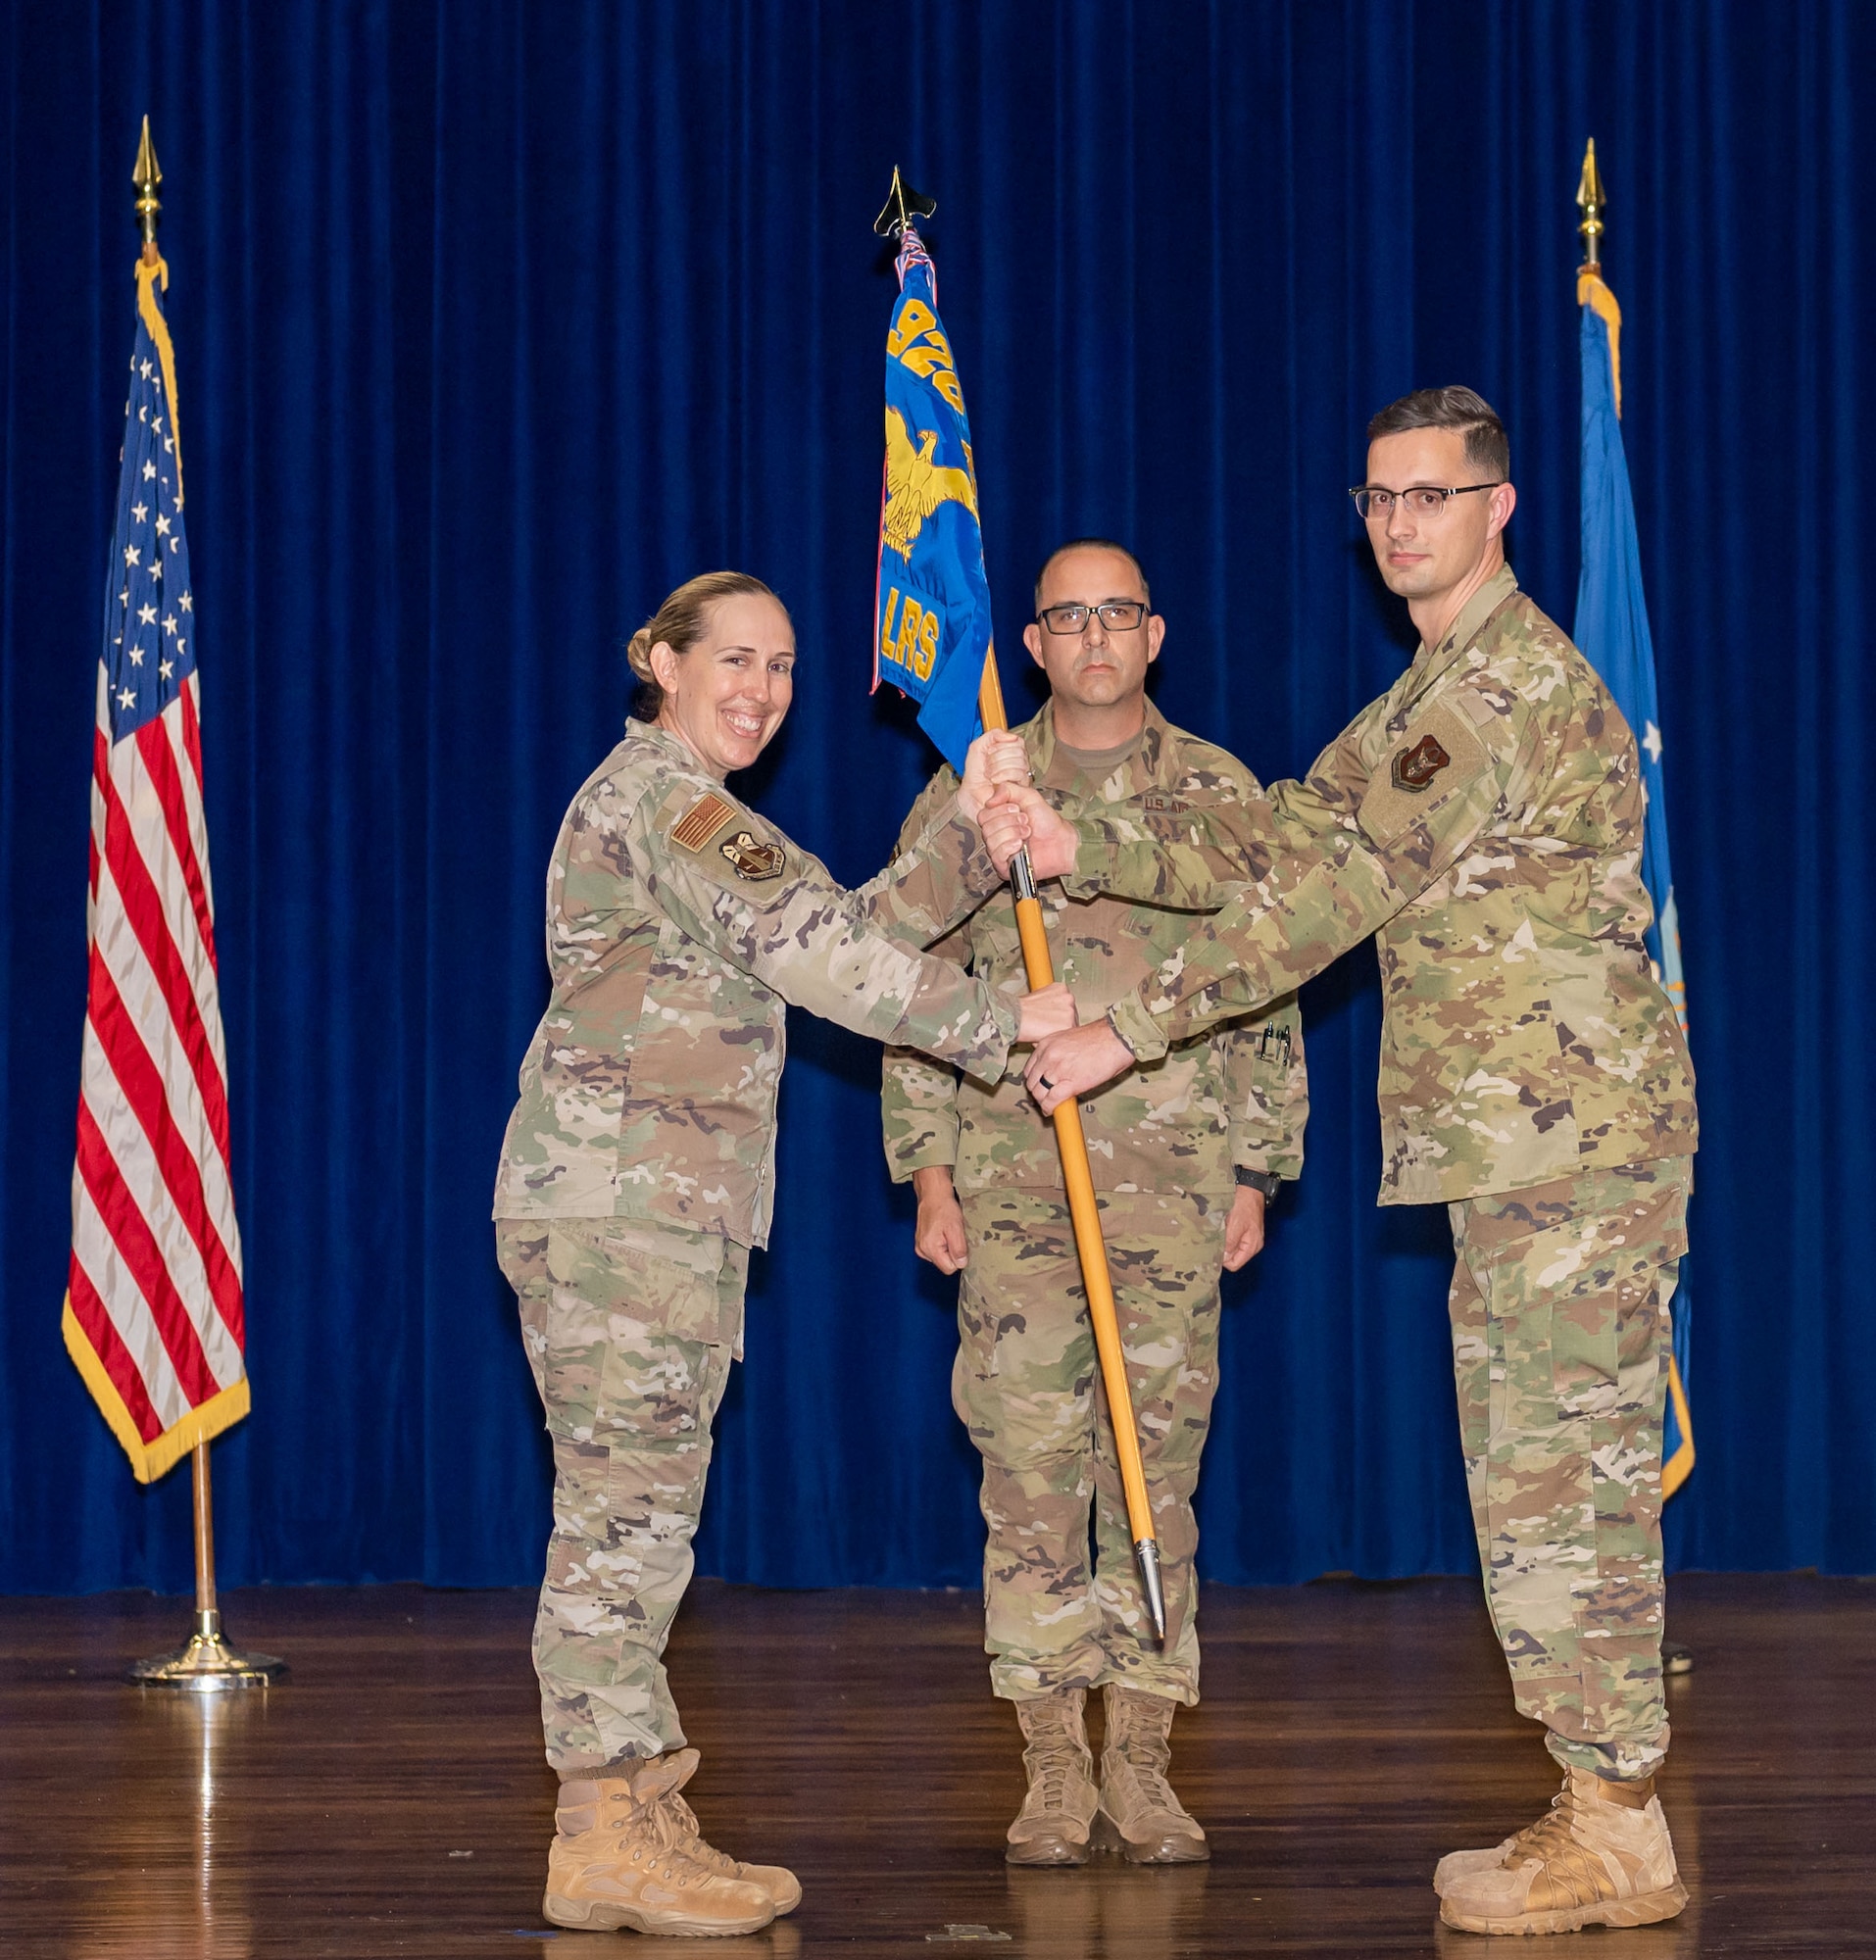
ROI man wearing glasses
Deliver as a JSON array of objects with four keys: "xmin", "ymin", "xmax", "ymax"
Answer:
[
  {"xmin": 880, "ymin": 539, "xmax": 1308, "ymax": 1868},
  {"xmin": 1012, "ymin": 394, "xmax": 1699, "ymax": 1936}
]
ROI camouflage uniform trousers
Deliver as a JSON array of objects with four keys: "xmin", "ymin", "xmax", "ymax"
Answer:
[
  {"xmin": 495, "ymin": 1216, "xmax": 747, "ymax": 1775},
  {"xmin": 1447, "ymin": 1156, "xmax": 1692, "ymax": 1782},
  {"xmin": 954, "ymin": 1188, "xmax": 1227, "ymax": 1705}
]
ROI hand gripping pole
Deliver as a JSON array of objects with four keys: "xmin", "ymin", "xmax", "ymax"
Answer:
[{"xmin": 977, "ymin": 652, "xmax": 1167, "ymax": 1643}]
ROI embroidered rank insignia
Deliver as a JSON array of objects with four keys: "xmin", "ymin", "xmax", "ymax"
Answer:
[
  {"xmin": 1390, "ymin": 733, "xmax": 1452, "ymax": 793},
  {"xmin": 670, "ymin": 792, "xmax": 737, "ymax": 854},
  {"xmin": 718, "ymin": 830, "xmax": 786, "ymax": 881}
]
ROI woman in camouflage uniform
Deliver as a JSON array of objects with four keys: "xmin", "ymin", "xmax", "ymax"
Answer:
[{"xmin": 494, "ymin": 570, "xmax": 1065, "ymax": 1938}]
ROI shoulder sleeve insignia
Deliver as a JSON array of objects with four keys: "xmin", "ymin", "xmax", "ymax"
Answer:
[
  {"xmin": 670, "ymin": 791, "xmax": 737, "ymax": 854},
  {"xmin": 1390, "ymin": 733, "xmax": 1453, "ymax": 793},
  {"xmin": 1356, "ymin": 698, "xmax": 1494, "ymax": 849},
  {"xmin": 718, "ymin": 830, "xmax": 786, "ymax": 882}
]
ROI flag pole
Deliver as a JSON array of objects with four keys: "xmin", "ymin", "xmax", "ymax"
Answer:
[
  {"xmin": 874, "ymin": 172, "xmax": 1167, "ymax": 1643},
  {"xmin": 1571, "ymin": 141, "xmax": 1696, "ymax": 1678},
  {"xmin": 973, "ymin": 653, "xmax": 1167, "ymax": 1643},
  {"xmin": 119, "ymin": 119, "xmax": 282, "ymax": 1691}
]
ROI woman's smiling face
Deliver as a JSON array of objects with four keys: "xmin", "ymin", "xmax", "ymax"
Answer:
[{"xmin": 653, "ymin": 592, "xmax": 797, "ymax": 779}]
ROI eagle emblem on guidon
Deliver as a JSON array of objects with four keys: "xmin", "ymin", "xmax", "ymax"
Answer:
[
  {"xmin": 1390, "ymin": 732, "xmax": 1452, "ymax": 793},
  {"xmin": 881, "ymin": 406, "xmax": 979, "ymax": 558},
  {"xmin": 719, "ymin": 830, "xmax": 785, "ymax": 882}
]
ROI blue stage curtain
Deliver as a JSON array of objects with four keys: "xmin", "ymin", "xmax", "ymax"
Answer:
[{"xmin": 0, "ymin": 1, "xmax": 1870, "ymax": 1592}]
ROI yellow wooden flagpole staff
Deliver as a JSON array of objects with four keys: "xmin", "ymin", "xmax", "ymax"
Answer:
[{"xmin": 974, "ymin": 653, "xmax": 1167, "ymax": 1643}]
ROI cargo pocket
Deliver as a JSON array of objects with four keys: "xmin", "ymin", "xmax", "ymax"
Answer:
[
  {"xmin": 1548, "ymin": 1282, "xmax": 1623, "ymax": 1422},
  {"xmin": 1465, "ymin": 1213, "xmax": 1625, "ymax": 1430},
  {"xmin": 538, "ymin": 1225, "xmax": 728, "ymax": 1445}
]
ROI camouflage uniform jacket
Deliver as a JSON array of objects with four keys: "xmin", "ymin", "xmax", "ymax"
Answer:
[
  {"xmin": 1075, "ymin": 567, "xmax": 1697, "ymax": 1205},
  {"xmin": 495, "ymin": 721, "xmax": 1017, "ymax": 1248},
  {"xmin": 882, "ymin": 700, "xmax": 1307, "ymax": 1199}
]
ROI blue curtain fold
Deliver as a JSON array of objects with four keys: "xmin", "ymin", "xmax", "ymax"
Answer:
[{"xmin": 1, "ymin": 0, "xmax": 1870, "ymax": 1592}]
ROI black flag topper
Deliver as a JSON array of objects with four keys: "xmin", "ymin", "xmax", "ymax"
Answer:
[{"xmin": 873, "ymin": 166, "xmax": 937, "ymax": 241}]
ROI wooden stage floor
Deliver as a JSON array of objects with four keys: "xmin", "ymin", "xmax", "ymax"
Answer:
[{"xmin": 0, "ymin": 1573, "xmax": 1868, "ymax": 1956}]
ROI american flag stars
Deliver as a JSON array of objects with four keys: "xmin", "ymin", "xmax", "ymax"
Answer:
[{"xmin": 103, "ymin": 305, "xmax": 196, "ymax": 742}]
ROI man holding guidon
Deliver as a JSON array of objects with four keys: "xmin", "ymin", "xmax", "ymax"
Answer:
[
  {"xmin": 884, "ymin": 538, "xmax": 1307, "ymax": 1867},
  {"xmin": 1011, "ymin": 388, "xmax": 1698, "ymax": 1938}
]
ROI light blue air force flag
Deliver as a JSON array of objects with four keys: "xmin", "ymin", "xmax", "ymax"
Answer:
[
  {"xmin": 1574, "ymin": 274, "xmax": 1695, "ymax": 1494},
  {"xmin": 871, "ymin": 226, "xmax": 991, "ymax": 775}
]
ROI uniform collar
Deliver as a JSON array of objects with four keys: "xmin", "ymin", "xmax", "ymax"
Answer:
[
  {"xmin": 630, "ymin": 717, "xmax": 723, "ymax": 780},
  {"xmin": 1031, "ymin": 696, "xmax": 1167, "ymax": 796},
  {"xmin": 1411, "ymin": 562, "xmax": 1521, "ymax": 686}
]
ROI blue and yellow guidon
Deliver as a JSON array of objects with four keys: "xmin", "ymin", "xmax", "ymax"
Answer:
[{"xmin": 872, "ymin": 231, "xmax": 994, "ymax": 775}]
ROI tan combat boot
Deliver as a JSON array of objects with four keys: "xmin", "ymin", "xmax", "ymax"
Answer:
[
  {"xmin": 646, "ymin": 1745, "xmax": 802, "ymax": 1914},
  {"xmin": 545, "ymin": 1755, "xmax": 775, "ymax": 1936},
  {"xmin": 1093, "ymin": 1685, "xmax": 1209, "ymax": 1864},
  {"xmin": 1437, "ymin": 1768, "xmax": 1687, "ymax": 1935},
  {"xmin": 1006, "ymin": 1689, "xmax": 1101, "ymax": 1866}
]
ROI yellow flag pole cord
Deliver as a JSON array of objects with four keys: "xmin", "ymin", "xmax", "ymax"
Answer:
[{"xmin": 977, "ymin": 650, "xmax": 1167, "ymax": 1643}]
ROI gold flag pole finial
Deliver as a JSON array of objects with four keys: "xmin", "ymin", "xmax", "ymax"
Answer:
[
  {"xmin": 1576, "ymin": 137, "xmax": 1606, "ymax": 275},
  {"xmin": 873, "ymin": 165, "xmax": 936, "ymax": 242},
  {"xmin": 132, "ymin": 115, "xmax": 162, "ymax": 257}
]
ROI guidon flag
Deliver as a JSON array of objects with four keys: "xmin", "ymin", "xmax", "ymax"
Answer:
[
  {"xmin": 1573, "ymin": 262, "xmax": 1695, "ymax": 1496},
  {"xmin": 63, "ymin": 250, "xmax": 249, "ymax": 1483},
  {"xmin": 871, "ymin": 223, "xmax": 993, "ymax": 775}
]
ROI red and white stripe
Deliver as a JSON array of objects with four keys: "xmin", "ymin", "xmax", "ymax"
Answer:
[{"xmin": 68, "ymin": 665, "xmax": 245, "ymax": 1451}]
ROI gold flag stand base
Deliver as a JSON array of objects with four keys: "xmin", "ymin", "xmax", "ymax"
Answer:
[
  {"xmin": 125, "ymin": 1439, "xmax": 285, "ymax": 1691},
  {"xmin": 128, "ymin": 1607, "xmax": 286, "ymax": 1691}
]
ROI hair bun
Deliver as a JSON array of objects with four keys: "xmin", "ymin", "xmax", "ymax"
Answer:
[{"xmin": 626, "ymin": 626, "xmax": 657, "ymax": 682}]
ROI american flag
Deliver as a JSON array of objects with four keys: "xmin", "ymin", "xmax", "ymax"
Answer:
[{"xmin": 62, "ymin": 258, "xmax": 248, "ymax": 1484}]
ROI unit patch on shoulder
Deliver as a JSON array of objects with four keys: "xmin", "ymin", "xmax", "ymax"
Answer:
[
  {"xmin": 1356, "ymin": 698, "xmax": 1493, "ymax": 849},
  {"xmin": 1390, "ymin": 732, "xmax": 1452, "ymax": 793},
  {"xmin": 670, "ymin": 791, "xmax": 738, "ymax": 855},
  {"xmin": 718, "ymin": 830, "xmax": 786, "ymax": 881}
]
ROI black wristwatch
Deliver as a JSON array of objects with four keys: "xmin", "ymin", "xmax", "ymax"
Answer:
[{"xmin": 1234, "ymin": 1167, "xmax": 1280, "ymax": 1199}]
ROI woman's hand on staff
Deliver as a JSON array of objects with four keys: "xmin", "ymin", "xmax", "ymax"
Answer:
[
  {"xmin": 1016, "ymin": 981, "xmax": 1077, "ymax": 1045},
  {"xmin": 959, "ymin": 730, "xmax": 1031, "ymax": 822}
]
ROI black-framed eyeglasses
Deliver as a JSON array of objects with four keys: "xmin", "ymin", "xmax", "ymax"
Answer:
[
  {"xmin": 1348, "ymin": 482, "xmax": 1506, "ymax": 520},
  {"xmin": 1038, "ymin": 601, "xmax": 1150, "ymax": 634}
]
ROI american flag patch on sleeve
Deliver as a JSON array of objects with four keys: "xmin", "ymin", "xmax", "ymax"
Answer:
[{"xmin": 670, "ymin": 791, "xmax": 737, "ymax": 855}]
